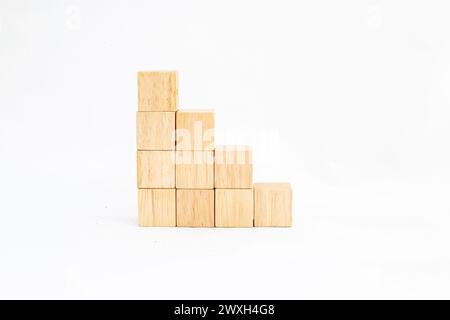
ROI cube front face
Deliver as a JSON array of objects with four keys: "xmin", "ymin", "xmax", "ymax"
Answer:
[
  {"xmin": 138, "ymin": 71, "xmax": 178, "ymax": 111},
  {"xmin": 136, "ymin": 112, "xmax": 175, "ymax": 150},
  {"xmin": 215, "ymin": 146, "xmax": 252, "ymax": 188},
  {"xmin": 215, "ymin": 189, "xmax": 253, "ymax": 227},
  {"xmin": 138, "ymin": 189, "xmax": 176, "ymax": 227},
  {"xmin": 176, "ymin": 189, "xmax": 214, "ymax": 227},
  {"xmin": 175, "ymin": 151, "xmax": 214, "ymax": 189},
  {"xmin": 137, "ymin": 151, "xmax": 175, "ymax": 188},
  {"xmin": 254, "ymin": 183, "xmax": 292, "ymax": 227},
  {"xmin": 176, "ymin": 110, "xmax": 214, "ymax": 150}
]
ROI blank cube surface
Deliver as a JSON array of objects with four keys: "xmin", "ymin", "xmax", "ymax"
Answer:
[
  {"xmin": 176, "ymin": 151, "xmax": 214, "ymax": 189},
  {"xmin": 215, "ymin": 146, "xmax": 252, "ymax": 188},
  {"xmin": 138, "ymin": 71, "xmax": 178, "ymax": 111},
  {"xmin": 137, "ymin": 151, "xmax": 175, "ymax": 188},
  {"xmin": 138, "ymin": 189, "xmax": 176, "ymax": 227},
  {"xmin": 176, "ymin": 110, "xmax": 214, "ymax": 150},
  {"xmin": 177, "ymin": 190, "xmax": 214, "ymax": 227},
  {"xmin": 136, "ymin": 112, "xmax": 175, "ymax": 150},
  {"xmin": 254, "ymin": 183, "xmax": 292, "ymax": 227},
  {"xmin": 215, "ymin": 189, "xmax": 253, "ymax": 227}
]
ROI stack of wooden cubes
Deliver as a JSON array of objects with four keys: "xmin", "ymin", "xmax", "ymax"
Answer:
[{"xmin": 137, "ymin": 71, "xmax": 292, "ymax": 228}]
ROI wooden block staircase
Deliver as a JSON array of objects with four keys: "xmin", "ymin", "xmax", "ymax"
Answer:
[{"xmin": 136, "ymin": 71, "xmax": 292, "ymax": 227}]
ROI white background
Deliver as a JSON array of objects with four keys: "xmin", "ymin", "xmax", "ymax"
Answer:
[{"xmin": 1, "ymin": 0, "xmax": 450, "ymax": 299}]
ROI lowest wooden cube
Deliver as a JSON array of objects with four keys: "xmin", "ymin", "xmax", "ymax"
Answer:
[
  {"xmin": 254, "ymin": 183, "xmax": 292, "ymax": 227},
  {"xmin": 136, "ymin": 112, "xmax": 175, "ymax": 150},
  {"xmin": 215, "ymin": 189, "xmax": 253, "ymax": 227},
  {"xmin": 176, "ymin": 110, "xmax": 214, "ymax": 150},
  {"xmin": 137, "ymin": 151, "xmax": 175, "ymax": 188},
  {"xmin": 176, "ymin": 151, "xmax": 214, "ymax": 189},
  {"xmin": 176, "ymin": 189, "xmax": 214, "ymax": 227},
  {"xmin": 138, "ymin": 189, "xmax": 176, "ymax": 227},
  {"xmin": 215, "ymin": 146, "xmax": 252, "ymax": 188},
  {"xmin": 138, "ymin": 71, "xmax": 178, "ymax": 111}
]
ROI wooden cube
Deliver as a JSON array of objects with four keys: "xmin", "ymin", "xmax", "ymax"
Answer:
[
  {"xmin": 138, "ymin": 189, "xmax": 176, "ymax": 227},
  {"xmin": 138, "ymin": 71, "xmax": 178, "ymax": 111},
  {"xmin": 137, "ymin": 151, "xmax": 175, "ymax": 188},
  {"xmin": 176, "ymin": 189, "xmax": 214, "ymax": 227},
  {"xmin": 215, "ymin": 146, "xmax": 252, "ymax": 188},
  {"xmin": 215, "ymin": 189, "xmax": 253, "ymax": 227},
  {"xmin": 136, "ymin": 112, "xmax": 175, "ymax": 150},
  {"xmin": 175, "ymin": 151, "xmax": 214, "ymax": 189},
  {"xmin": 254, "ymin": 183, "xmax": 292, "ymax": 227},
  {"xmin": 176, "ymin": 110, "xmax": 214, "ymax": 150}
]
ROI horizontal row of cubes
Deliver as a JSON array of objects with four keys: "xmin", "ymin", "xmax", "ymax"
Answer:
[
  {"xmin": 137, "ymin": 148, "xmax": 252, "ymax": 189},
  {"xmin": 137, "ymin": 110, "xmax": 214, "ymax": 151},
  {"xmin": 138, "ymin": 184, "xmax": 291, "ymax": 227}
]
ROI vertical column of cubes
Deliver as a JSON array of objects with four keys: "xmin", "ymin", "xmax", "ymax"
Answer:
[
  {"xmin": 137, "ymin": 71, "xmax": 177, "ymax": 227},
  {"xmin": 175, "ymin": 110, "xmax": 215, "ymax": 227},
  {"xmin": 214, "ymin": 146, "xmax": 254, "ymax": 227}
]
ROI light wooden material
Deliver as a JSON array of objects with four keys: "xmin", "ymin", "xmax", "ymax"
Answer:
[
  {"xmin": 138, "ymin": 189, "xmax": 176, "ymax": 227},
  {"xmin": 136, "ymin": 112, "xmax": 175, "ymax": 150},
  {"xmin": 215, "ymin": 146, "xmax": 252, "ymax": 188},
  {"xmin": 254, "ymin": 183, "xmax": 292, "ymax": 227},
  {"xmin": 175, "ymin": 151, "xmax": 214, "ymax": 189},
  {"xmin": 176, "ymin": 189, "xmax": 214, "ymax": 227},
  {"xmin": 215, "ymin": 189, "xmax": 253, "ymax": 227},
  {"xmin": 138, "ymin": 71, "xmax": 178, "ymax": 111},
  {"xmin": 176, "ymin": 110, "xmax": 214, "ymax": 150},
  {"xmin": 137, "ymin": 151, "xmax": 175, "ymax": 188}
]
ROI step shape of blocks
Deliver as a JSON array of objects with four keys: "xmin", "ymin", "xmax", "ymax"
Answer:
[
  {"xmin": 176, "ymin": 151, "xmax": 214, "ymax": 189},
  {"xmin": 136, "ymin": 112, "xmax": 175, "ymax": 150},
  {"xmin": 177, "ymin": 189, "xmax": 214, "ymax": 227},
  {"xmin": 176, "ymin": 110, "xmax": 214, "ymax": 150},
  {"xmin": 136, "ymin": 70, "xmax": 292, "ymax": 228},
  {"xmin": 138, "ymin": 71, "xmax": 178, "ymax": 111},
  {"xmin": 254, "ymin": 183, "xmax": 292, "ymax": 227},
  {"xmin": 138, "ymin": 189, "xmax": 176, "ymax": 227},
  {"xmin": 215, "ymin": 189, "xmax": 253, "ymax": 227},
  {"xmin": 215, "ymin": 146, "xmax": 252, "ymax": 188}
]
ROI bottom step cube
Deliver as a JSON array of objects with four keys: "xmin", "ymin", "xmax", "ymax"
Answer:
[
  {"xmin": 215, "ymin": 189, "xmax": 253, "ymax": 227},
  {"xmin": 254, "ymin": 183, "xmax": 292, "ymax": 227},
  {"xmin": 176, "ymin": 189, "xmax": 214, "ymax": 227},
  {"xmin": 138, "ymin": 189, "xmax": 176, "ymax": 227}
]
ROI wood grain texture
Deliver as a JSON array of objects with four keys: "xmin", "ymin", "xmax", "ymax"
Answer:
[
  {"xmin": 136, "ymin": 112, "xmax": 175, "ymax": 150},
  {"xmin": 138, "ymin": 189, "xmax": 176, "ymax": 227},
  {"xmin": 138, "ymin": 71, "xmax": 178, "ymax": 111},
  {"xmin": 175, "ymin": 151, "xmax": 214, "ymax": 189},
  {"xmin": 176, "ymin": 189, "xmax": 214, "ymax": 227},
  {"xmin": 254, "ymin": 183, "xmax": 292, "ymax": 227},
  {"xmin": 215, "ymin": 189, "xmax": 253, "ymax": 227},
  {"xmin": 215, "ymin": 146, "xmax": 252, "ymax": 188},
  {"xmin": 137, "ymin": 151, "xmax": 175, "ymax": 188},
  {"xmin": 176, "ymin": 110, "xmax": 214, "ymax": 150}
]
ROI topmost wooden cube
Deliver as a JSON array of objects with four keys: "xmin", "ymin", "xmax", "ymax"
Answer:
[{"xmin": 138, "ymin": 71, "xmax": 178, "ymax": 111}]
